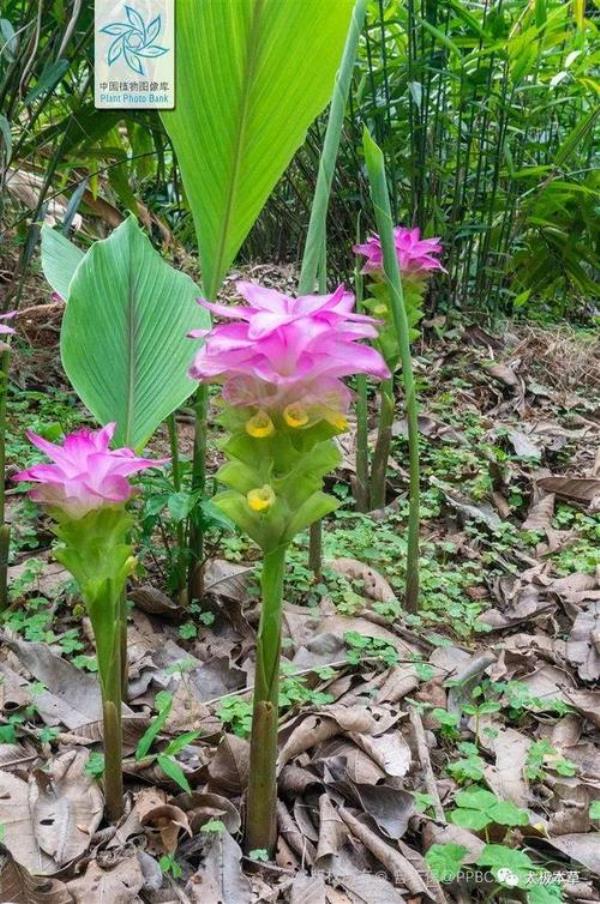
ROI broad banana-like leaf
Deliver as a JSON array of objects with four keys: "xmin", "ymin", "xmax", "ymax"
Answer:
[
  {"xmin": 161, "ymin": 0, "xmax": 353, "ymax": 298},
  {"xmin": 40, "ymin": 225, "xmax": 84, "ymax": 299},
  {"xmin": 61, "ymin": 216, "xmax": 209, "ymax": 448}
]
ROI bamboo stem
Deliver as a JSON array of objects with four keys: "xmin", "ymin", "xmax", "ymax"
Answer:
[{"xmin": 245, "ymin": 545, "xmax": 287, "ymax": 854}]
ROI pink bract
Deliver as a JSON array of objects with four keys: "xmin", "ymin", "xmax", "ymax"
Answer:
[
  {"xmin": 0, "ymin": 311, "xmax": 17, "ymax": 335},
  {"xmin": 13, "ymin": 423, "xmax": 168, "ymax": 519},
  {"xmin": 188, "ymin": 282, "xmax": 390, "ymax": 412},
  {"xmin": 354, "ymin": 226, "xmax": 444, "ymax": 275}
]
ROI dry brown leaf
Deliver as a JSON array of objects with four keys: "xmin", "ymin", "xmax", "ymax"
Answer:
[
  {"xmin": 175, "ymin": 790, "xmax": 241, "ymax": 834},
  {"xmin": 564, "ymin": 689, "xmax": 600, "ymax": 727},
  {"xmin": 486, "ymin": 361, "xmax": 519, "ymax": 388},
  {"xmin": 129, "ymin": 585, "xmax": 181, "ymax": 618},
  {"xmin": 0, "ymin": 771, "xmax": 53, "ymax": 874},
  {"xmin": 522, "ymin": 493, "xmax": 555, "ymax": 531},
  {"xmin": 429, "ymin": 478, "xmax": 503, "ymax": 531},
  {"xmin": 566, "ymin": 602, "xmax": 600, "ymax": 681},
  {"xmin": 31, "ymin": 750, "xmax": 103, "ymax": 867},
  {"xmin": 202, "ymin": 558, "xmax": 252, "ymax": 601},
  {"xmin": 289, "ymin": 873, "xmax": 327, "ymax": 904},
  {"xmin": 67, "ymin": 856, "xmax": 144, "ymax": 903},
  {"xmin": 185, "ymin": 830, "xmax": 251, "ymax": 903},
  {"xmin": 485, "ymin": 728, "xmax": 530, "ymax": 809},
  {"xmin": 506, "ymin": 429, "xmax": 541, "ymax": 461},
  {"xmin": 317, "ymin": 740, "xmax": 386, "ymax": 785},
  {"xmin": 3, "ymin": 637, "xmax": 106, "ymax": 730},
  {"xmin": 350, "ymin": 731, "xmax": 411, "ymax": 779},
  {"xmin": 335, "ymin": 874, "xmax": 407, "ymax": 904},
  {"xmin": 279, "ymin": 706, "xmax": 389, "ymax": 767},
  {"xmin": 544, "ymin": 832, "xmax": 600, "ymax": 876},
  {"xmin": 0, "ymin": 844, "xmax": 72, "ymax": 904},
  {"xmin": 207, "ymin": 733, "xmax": 249, "ymax": 794},
  {"xmin": 548, "ymin": 779, "xmax": 591, "ymax": 836},
  {"xmin": 537, "ymin": 476, "xmax": 600, "ymax": 508},
  {"xmin": 393, "ymin": 413, "xmax": 465, "ymax": 445},
  {"xmin": 327, "ymin": 558, "xmax": 396, "ymax": 603},
  {"xmin": 316, "ymin": 793, "xmax": 348, "ymax": 864},
  {"xmin": 423, "ymin": 821, "xmax": 484, "ymax": 863},
  {"xmin": 139, "ymin": 801, "xmax": 191, "ymax": 854},
  {"xmin": 337, "ymin": 807, "xmax": 428, "ymax": 897},
  {"xmin": 188, "ymin": 656, "xmax": 247, "ymax": 703}
]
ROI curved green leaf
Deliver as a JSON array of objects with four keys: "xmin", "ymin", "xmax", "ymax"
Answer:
[
  {"xmin": 161, "ymin": 0, "xmax": 353, "ymax": 297},
  {"xmin": 40, "ymin": 224, "xmax": 84, "ymax": 299},
  {"xmin": 61, "ymin": 216, "xmax": 209, "ymax": 448}
]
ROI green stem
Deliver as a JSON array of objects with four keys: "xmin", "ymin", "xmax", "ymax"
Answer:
[
  {"xmin": 308, "ymin": 521, "xmax": 322, "ymax": 579},
  {"xmin": 354, "ymin": 249, "xmax": 369, "ymax": 512},
  {"xmin": 167, "ymin": 412, "xmax": 187, "ymax": 602},
  {"xmin": 101, "ymin": 639, "xmax": 123, "ymax": 823},
  {"xmin": 0, "ymin": 349, "xmax": 10, "ymax": 613},
  {"xmin": 120, "ymin": 590, "xmax": 128, "ymax": 703},
  {"xmin": 245, "ymin": 545, "xmax": 287, "ymax": 855},
  {"xmin": 187, "ymin": 385, "xmax": 208, "ymax": 601},
  {"xmin": 363, "ymin": 129, "xmax": 421, "ymax": 612},
  {"xmin": 369, "ymin": 378, "xmax": 394, "ymax": 510}
]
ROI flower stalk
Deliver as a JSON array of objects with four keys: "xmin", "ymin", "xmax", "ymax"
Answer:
[
  {"xmin": 246, "ymin": 544, "xmax": 287, "ymax": 852},
  {"xmin": 362, "ymin": 128, "xmax": 423, "ymax": 612},
  {"xmin": 187, "ymin": 282, "xmax": 388, "ymax": 853},
  {"xmin": 14, "ymin": 424, "xmax": 167, "ymax": 819}
]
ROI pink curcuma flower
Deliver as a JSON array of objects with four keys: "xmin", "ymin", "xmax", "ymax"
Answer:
[
  {"xmin": 188, "ymin": 282, "xmax": 390, "ymax": 416},
  {"xmin": 13, "ymin": 423, "xmax": 168, "ymax": 519},
  {"xmin": 0, "ymin": 311, "xmax": 17, "ymax": 335},
  {"xmin": 354, "ymin": 226, "xmax": 444, "ymax": 276}
]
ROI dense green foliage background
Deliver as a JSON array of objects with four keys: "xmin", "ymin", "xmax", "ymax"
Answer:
[{"xmin": 1, "ymin": 0, "xmax": 599, "ymax": 319}]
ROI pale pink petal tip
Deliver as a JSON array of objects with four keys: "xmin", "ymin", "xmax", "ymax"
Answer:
[{"xmin": 13, "ymin": 424, "xmax": 168, "ymax": 519}]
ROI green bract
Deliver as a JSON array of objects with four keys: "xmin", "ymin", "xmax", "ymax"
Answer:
[{"xmin": 213, "ymin": 412, "xmax": 342, "ymax": 553}]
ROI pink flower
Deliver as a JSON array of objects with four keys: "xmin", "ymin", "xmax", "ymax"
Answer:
[
  {"xmin": 189, "ymin": 282, "xmax": 389, "ymax": 414},
  {"xmin": 354, "ymin": 227, "xmax": 444, "ymax": 276},
  {"xmin": 13, "ymin": 423, "xmax": 168, "ymax": 519},
  {"xmin": 0, "ymin": 311, "xmax": 17, "ymax": 335}
]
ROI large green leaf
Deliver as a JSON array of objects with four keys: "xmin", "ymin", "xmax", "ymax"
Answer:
[
  {"xmin": 61, "ymin": 216, "xmax": 209, "ymax": 448},
  {"xmin": 40, "ymin": 224, "xmax": 84, "ymax": 299},
  {"xmin": 161, "ymin": 0, "xmax": 353, "ymax": 298}
]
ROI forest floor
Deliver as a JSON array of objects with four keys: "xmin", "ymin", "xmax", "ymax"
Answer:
[{"xmin": 1, "ymin": 263, "xmax": 600, "ymax": 903}]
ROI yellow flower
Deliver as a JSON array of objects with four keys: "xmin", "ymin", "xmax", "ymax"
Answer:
[
  {"xmin": 247, "ymin": 485, "xmax": 276, "ymax": 513},
  {"xmin": 373, "ymin": 302, "xmax": 388, "ymax": 317},
  {"xmin": 325, "ymin": 411, "xmax": 348, "ymax": 431},
  {"xmin": 283, "ymin": 403, "xmax": 309, "ymax": 428},
  {"xmin": 245, "ymin": 410, "xmax": 274, "ymax": 438}
]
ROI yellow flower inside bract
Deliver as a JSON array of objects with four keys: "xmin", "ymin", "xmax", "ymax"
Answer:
[
  {"xmin": 247, "ymin": 485, "xmax": 276, "ymax": 513},
  {"xmin": 283, "ymin": 403, "xmax": 309, "ymax": 428},
  {"xmin": 325, "ymin": 411, "xmax": 348, "ymax": 431},
  {"xmin": 245, "ymin": 410, "xmax": 275, "ymax": 438},
  {"xmin": 373, "ymin": 302, "xmax": 388, "ymax": 316}
]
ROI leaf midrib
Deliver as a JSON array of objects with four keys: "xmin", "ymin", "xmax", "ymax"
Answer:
[
  {"xmin": 125, "ymin": 251, "xmax": 137, "ymax": 446},
  {"xmin": 206, "ymin": 0, "xmax": 265, "ymax": 299}
]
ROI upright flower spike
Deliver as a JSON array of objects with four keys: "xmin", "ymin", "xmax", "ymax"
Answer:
[
  {"xmin": 14, "ymin": 425, "xmax": 167, "ymax": 822},
  {"xmin": 189, "ymin": 281, "xmax": 388, "ymax": 853},
  {"xmin": 353, "ymin": 225, "xmax": 444, "ymax": 510},
  {"xmin": 354, "ymin": 225, "xmax": 444, "ymax": 354}
]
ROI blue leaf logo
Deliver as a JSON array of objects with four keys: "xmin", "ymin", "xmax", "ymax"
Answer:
[{"xmin": 100, "ymin": 5, "xmax": 168, "ymax": 76}]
